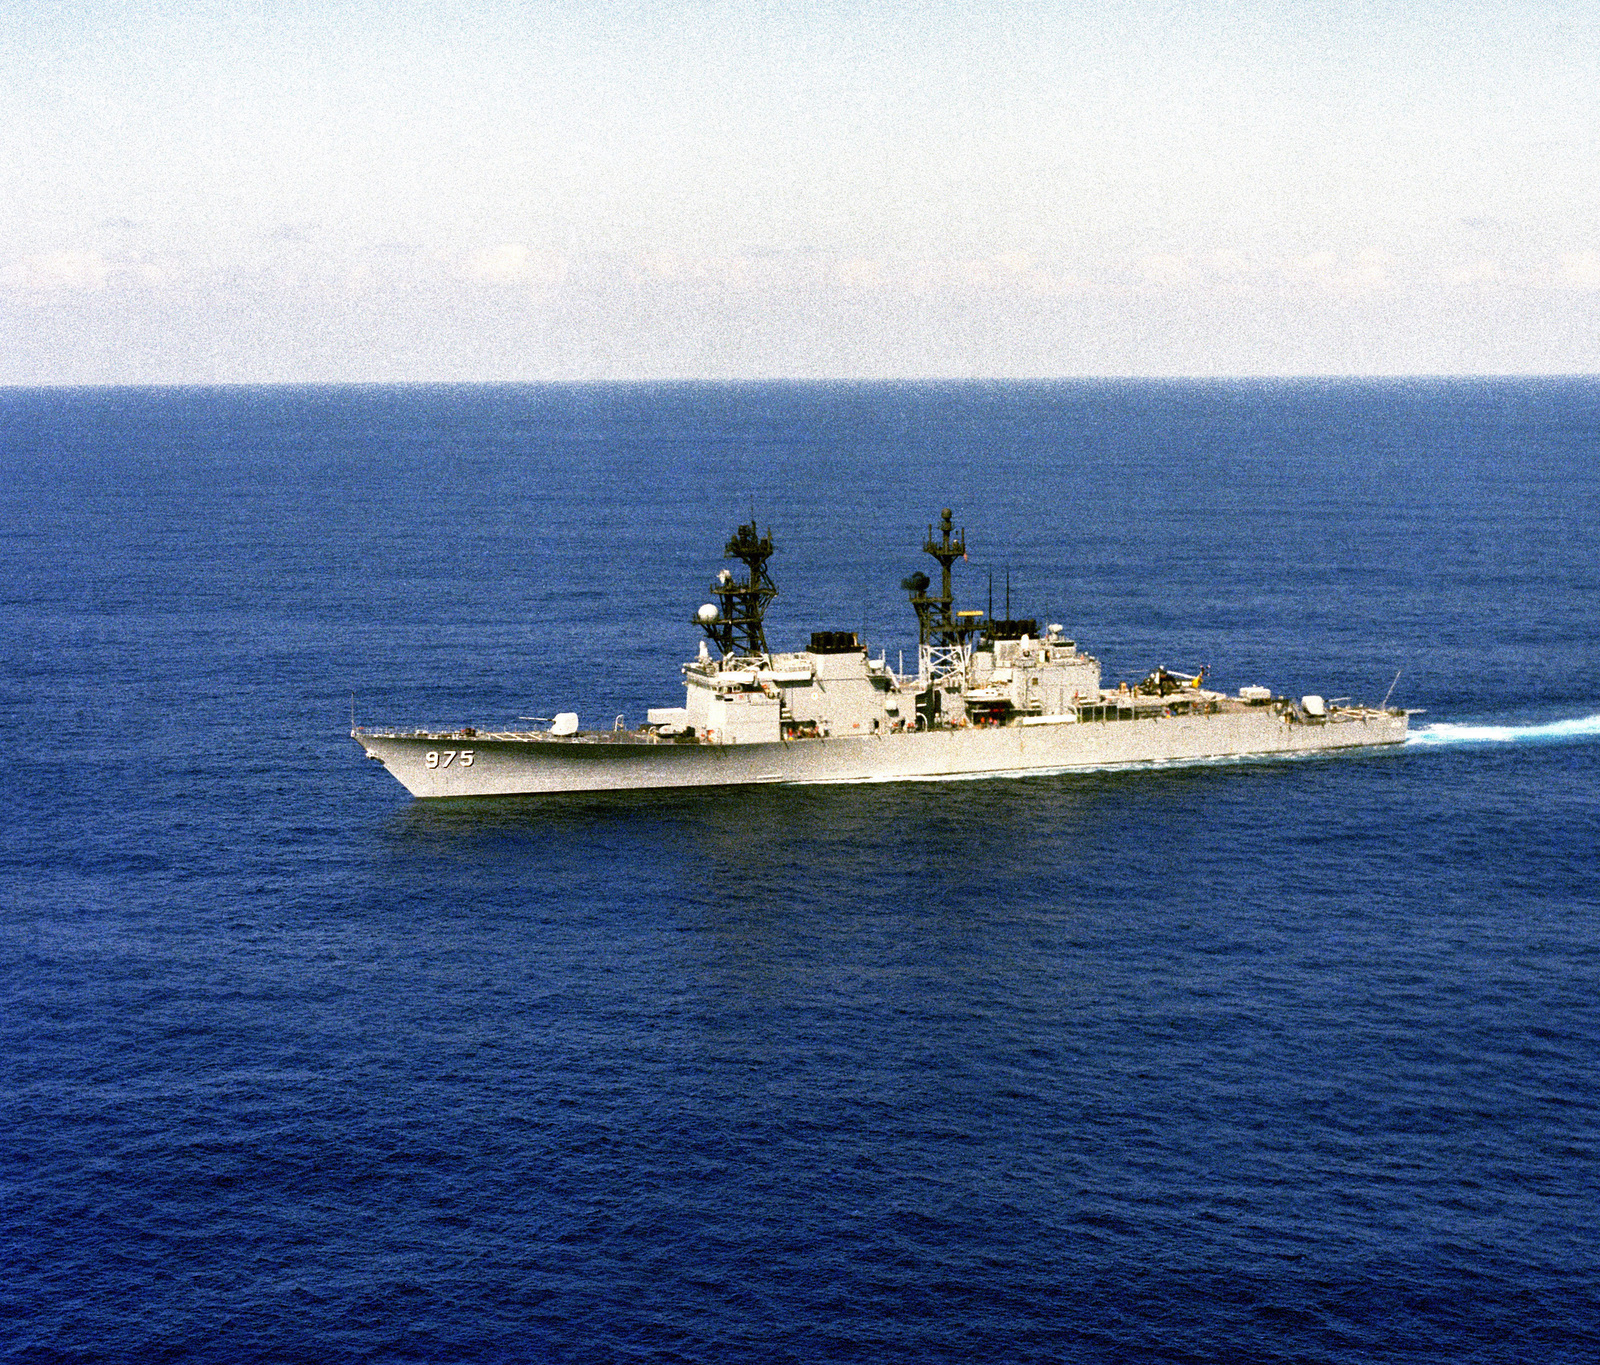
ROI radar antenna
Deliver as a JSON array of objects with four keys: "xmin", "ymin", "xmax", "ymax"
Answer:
[
  {"xmin": 902, "ymin": 508, "xmax": 982, "ymax": 646},
  {"xmin": 697, "ymin": 520, "xmax": 777, "ymax": 658}
]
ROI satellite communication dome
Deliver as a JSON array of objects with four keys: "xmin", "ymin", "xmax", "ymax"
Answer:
[{"xmin": 696, "ymin": 603, "xmax": 720, "ymax": 623}]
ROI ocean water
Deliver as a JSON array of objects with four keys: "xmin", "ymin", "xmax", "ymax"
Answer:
[{"xmin": 3, "ymin": 380, "xmax": 1598, "ymax": 1363}]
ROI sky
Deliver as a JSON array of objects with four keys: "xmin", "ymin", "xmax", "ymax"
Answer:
[{"xmin": 3, "ymin": 0, "xmax": 1598, "ymax": 383}]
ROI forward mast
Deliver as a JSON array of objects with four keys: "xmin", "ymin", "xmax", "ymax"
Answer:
[{"xmin": 697, "ymin": 520, "xmax": 777, "ymax": 660}]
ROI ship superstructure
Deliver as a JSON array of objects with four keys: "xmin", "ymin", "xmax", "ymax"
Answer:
[{"xmin": 354, "ymin": 510, "xmax": 1408, "ymax": 797}]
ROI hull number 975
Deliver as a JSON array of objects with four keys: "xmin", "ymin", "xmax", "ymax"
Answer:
[{"xmin": 425, "ymin": 750, "xmax": 474, "ymax": 769}]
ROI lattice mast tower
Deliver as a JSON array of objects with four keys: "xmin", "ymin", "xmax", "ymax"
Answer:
[
  {"xmin": 698, "ymin": 520, "xmax": 777, "ymax": 658},
  {"xmin": 902, "ymin": 508, "xmax": 982, "ymax": 647}
]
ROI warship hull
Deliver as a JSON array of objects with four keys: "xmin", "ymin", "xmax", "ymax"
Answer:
[
  {"xmin": 355, "ymin": 509, "xmax": 1410, "ymax": 801},
  {"xmin": 355, "ymin": 706, "xmax": 1407, "ymax": 799}
]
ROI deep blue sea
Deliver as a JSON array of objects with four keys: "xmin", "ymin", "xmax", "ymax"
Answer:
[{"xmin": 3, "ymin": 380, "xmax": 1598, "ymax": 1363}]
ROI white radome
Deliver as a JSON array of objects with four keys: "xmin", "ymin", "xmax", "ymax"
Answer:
[{"xmin": 696, "ymin": 604, "xmax": 720, "ymax": 624}]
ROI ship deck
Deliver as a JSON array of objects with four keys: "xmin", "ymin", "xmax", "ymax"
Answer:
[{"xmin": 355, "ymin": 698, "xmax": 1401, "ymax": 747}]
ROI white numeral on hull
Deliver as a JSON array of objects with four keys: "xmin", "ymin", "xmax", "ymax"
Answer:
[{"xmin": 425, "ymin": 750, "xmax": 474, "ymax": 769}]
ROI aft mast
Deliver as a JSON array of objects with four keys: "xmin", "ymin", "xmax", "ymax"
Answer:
[
  {"xmin": 902, "ymin": 508, "xmax": 984, "ymax": 646},
  {"xmin": 697, "ymin": 520, "xmax": 777, "ymax": 659},
  {"xmin": 902, "ymin": 507, "xmax": 985, "ymax": 687}
]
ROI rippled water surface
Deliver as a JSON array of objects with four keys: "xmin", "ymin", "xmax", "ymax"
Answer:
[{"xmin": 3, "ymin": 381, "xmax": 1598, "ymax": 1362}]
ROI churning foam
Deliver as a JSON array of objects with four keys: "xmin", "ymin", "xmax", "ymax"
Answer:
[{"xmin": 1406, "ymin": 713, "xmax": 1600, "ymax": 747}]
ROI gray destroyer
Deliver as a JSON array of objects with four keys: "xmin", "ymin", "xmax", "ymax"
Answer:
[{"xmin": 354, "ymin": 510, "xmax": 1408, "ymax": 797}]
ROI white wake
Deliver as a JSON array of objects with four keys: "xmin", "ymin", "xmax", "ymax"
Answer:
[{"xmin": 1406, "ymin": 713, "xmax": 1600, "ymax": 747}]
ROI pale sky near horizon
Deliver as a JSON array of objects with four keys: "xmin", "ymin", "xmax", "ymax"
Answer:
[{"xmin": 3, "ymin": 0, "xmax": 1598, "ymax": 383}]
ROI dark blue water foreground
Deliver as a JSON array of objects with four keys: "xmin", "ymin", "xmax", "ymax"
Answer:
[{"xmin": 3, "ymin": 381, "xmax": 1598, "ymax": 1363}]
